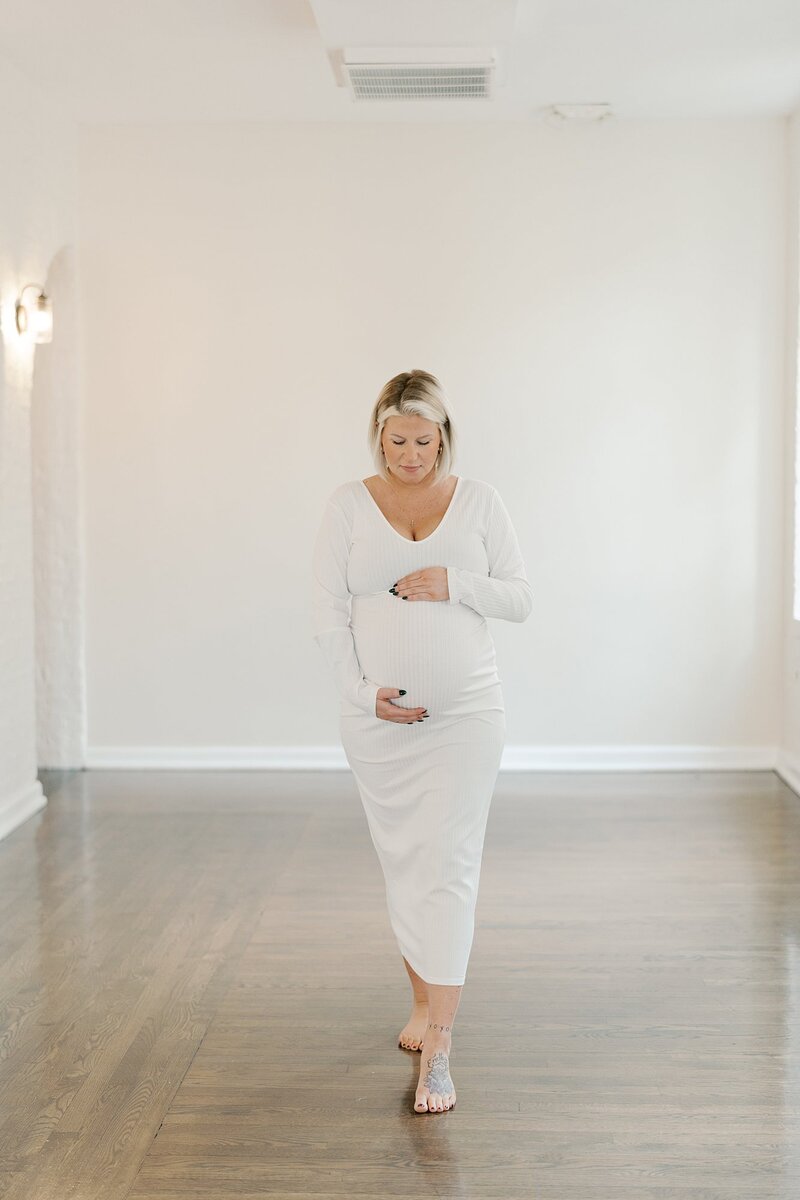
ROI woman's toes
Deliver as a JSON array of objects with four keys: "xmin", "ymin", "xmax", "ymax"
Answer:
[
  {"xmin": 413, "ymin": 1090, "xmax": 456, "ymax": 1113},
  {"xmin": 398, "ymin": 1005, "xmax": 429, "ymax": 1051}
]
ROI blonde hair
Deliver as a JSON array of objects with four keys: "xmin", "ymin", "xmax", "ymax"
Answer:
[{"xmin": 367, "ymin": 370, "xmax": 456, "ymax": 483}]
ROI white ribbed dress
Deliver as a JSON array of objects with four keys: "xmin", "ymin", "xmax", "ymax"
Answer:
[{"xmin": 311, "ymin": 475, "xmax": 532, "ymax": 986}]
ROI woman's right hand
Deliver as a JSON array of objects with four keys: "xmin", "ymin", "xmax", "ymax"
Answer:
[{"xmin": 375, "ymin": 687, "xmax": 429, "ymax": 723}]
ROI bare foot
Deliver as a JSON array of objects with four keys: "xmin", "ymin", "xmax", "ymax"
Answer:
[
  {"xmin": 414, "ymin": 1038, "xmax": 457, "ymax": 1113},
  {"xmin": 398, "ymin": 1001, "xmax": 428, "ymax": 1051}
]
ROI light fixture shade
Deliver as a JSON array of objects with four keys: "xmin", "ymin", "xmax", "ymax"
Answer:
[{"xmin": 30, "ymin": 294, "xmax": 53, "ymax": 343}]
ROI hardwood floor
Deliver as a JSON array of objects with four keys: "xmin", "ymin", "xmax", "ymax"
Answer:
[{"xmin": 0, "ymin": 767, "xmax": 798, "ymax": 1199}]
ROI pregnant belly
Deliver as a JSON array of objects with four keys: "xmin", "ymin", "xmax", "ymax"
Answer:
[{"xmin": 350, "ymin": 592, "xmax": 502, "ymax": 717}]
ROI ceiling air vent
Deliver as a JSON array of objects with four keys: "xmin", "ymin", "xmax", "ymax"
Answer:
[{"xmin": 341, "ymin": 47, "xmax": 496, "ymax": 101}]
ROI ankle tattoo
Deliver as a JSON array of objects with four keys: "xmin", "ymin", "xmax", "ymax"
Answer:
[{"xmin": 427, "ymin": 1022, "xmax": 451, "ymax": 1032}]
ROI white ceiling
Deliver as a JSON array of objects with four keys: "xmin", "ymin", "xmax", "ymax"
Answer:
[{"xmin": 1, "ymin": 0, "xmax": 799, "ymax": 123}]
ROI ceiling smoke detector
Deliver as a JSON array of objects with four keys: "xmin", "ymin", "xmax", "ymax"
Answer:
[
  {"xmin": 341, "ymin": 46, "xmax": 497, "ymax": 100},
  {"xmin": 546, "ymin": 103, "xmax": 614, "ymax": 122}
]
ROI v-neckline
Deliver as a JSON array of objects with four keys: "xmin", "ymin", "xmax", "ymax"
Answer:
[{"xmin": 360, "ymin": 476, "xmax": 463, "ymax": 545}]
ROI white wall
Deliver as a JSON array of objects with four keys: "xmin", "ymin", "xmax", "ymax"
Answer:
[
  {"xmin": 779, "ymin": 114, "xmax": 800, "ymax": 795},
  {"xmin": 76, "ymin": 119, "xmax": 788, "ymax": 770},
  {"xmin": 0, "ymin": 54, "xmax": 83, "ymax": 841}
]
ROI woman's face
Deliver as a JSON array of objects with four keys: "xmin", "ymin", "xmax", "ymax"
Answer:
[{"xmin": 381, "ymin": 415, "xmax": 441, "ymax": 485}]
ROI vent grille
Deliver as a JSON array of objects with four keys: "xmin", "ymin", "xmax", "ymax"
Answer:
[{"xmin": 345, "ymin": 62, "xmax": 493, "ymax": 101}]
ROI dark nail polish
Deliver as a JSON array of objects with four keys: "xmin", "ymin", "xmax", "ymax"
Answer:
[
  {"xmin": 402, "ymin": 595, "xmax": 408, "ymax": 600},
  {"xmin": 399, "ymin": 689, "xmax": 406, "ymax": 695}
]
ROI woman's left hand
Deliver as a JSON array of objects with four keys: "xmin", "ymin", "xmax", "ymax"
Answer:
[{"xmin": 390, "ymin": 567, "xmax": 449, "ymax": 602}]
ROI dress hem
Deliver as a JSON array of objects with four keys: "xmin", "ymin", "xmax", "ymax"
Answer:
[{"xmin": 397, "ymin": 942, "xmax": 467, "ymax": 988}]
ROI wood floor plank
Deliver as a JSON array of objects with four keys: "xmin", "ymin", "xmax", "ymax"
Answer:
[{"xmin": 0, "ymin": 767, "xmax": 797, "ymax": 1200}]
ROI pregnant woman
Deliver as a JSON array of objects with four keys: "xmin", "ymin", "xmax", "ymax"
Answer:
[{"xmin": 311, "ymin": 369, "xmax": 532, "ymax": 1114}]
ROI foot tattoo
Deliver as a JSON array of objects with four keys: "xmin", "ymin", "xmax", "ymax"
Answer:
[
  {"xmin": 424, "ymin": 1049, "xmax": 454, "ymax": 1094},
  {"xmin": 415, "ymin": 1048, "xmax": 456, "ymax": 1113}
]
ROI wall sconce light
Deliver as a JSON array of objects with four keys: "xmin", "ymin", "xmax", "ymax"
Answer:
[{"xmin": 15, "ymin": 283, "xmax": 53, "ymax": 343}]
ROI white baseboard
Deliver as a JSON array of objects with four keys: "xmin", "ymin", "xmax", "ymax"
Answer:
[
  {"xmin": 83, "ymin": 742, "xmax": 791, "ymax": 782},
  {"xmin": 775, "ymin": 747, "xmax": 800, "ymax": 798},
  {"xmin": 0, "ymin": 779, "xmax": 47, "ymax": 842}
]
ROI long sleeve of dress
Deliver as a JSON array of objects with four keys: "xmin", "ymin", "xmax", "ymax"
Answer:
[
  {"xmin": 311, "ymin": 498, "xmax": 381, "ymax": 717},
  {"xmin": 446, "ymin": 487, "xmax": 533, "ymax": 622}
]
